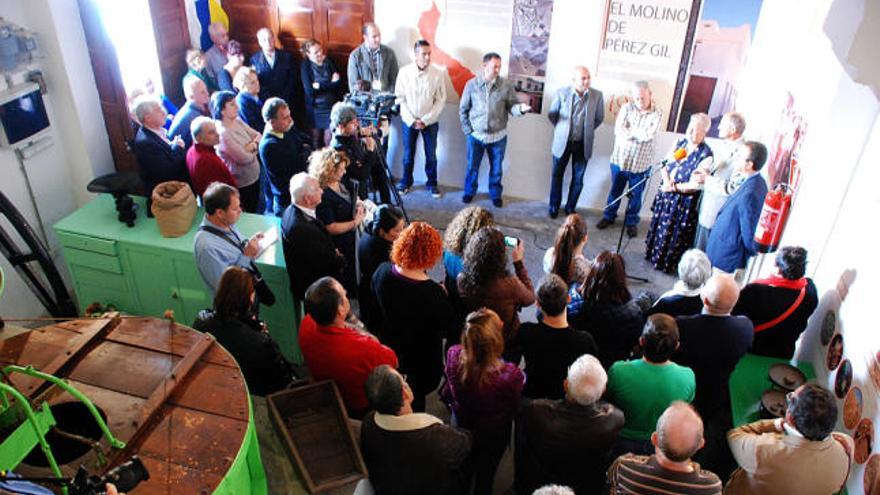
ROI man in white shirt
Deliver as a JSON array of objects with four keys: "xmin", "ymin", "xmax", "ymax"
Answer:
[
  {"xmin": 691, "ymin": 112, "xmax": 747, "ymax": 251},
  {"xmin": 394, "ymin": 40, "xmax": 448, "ymax": 197}
]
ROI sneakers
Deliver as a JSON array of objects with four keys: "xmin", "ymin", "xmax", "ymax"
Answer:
[
  {"xmin": 462, "ymin": 195, "xmax": 473, "ymax": 204},
  {"xmin": 431, "ymin": 187, "xmax": 442, "ymax": 199},
  {"xmin": 626, "ymin": 225, "xmax": 638, "ymax": 238},
  {"xmin": 596, "ymin": 218, "xmax": 614, "ymax": 230},
  {"xmin": 396, "ymin": 183, "xmax": 410, "ymax": 194},
  {"xmin": 492, "ymin": 198, "xmax": 503, "ymax": 208}
]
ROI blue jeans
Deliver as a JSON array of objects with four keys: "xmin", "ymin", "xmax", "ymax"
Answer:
[
  {"xmin": 603, "ymin": 164, "xmax": 649, "ymax": 226},
  {"xmin": 400, "ymin": 122, "xmax": 439, "ymax": 188},
  {"xmin": 464, "ymin": 135, "xmax": 507, "ymax": 200},
  {"xmin": 549, "ymin": 140, "xmax": 587, "ymax": 212}
]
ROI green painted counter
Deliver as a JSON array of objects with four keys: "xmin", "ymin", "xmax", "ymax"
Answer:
[
  {"xmin": 53, "ymin": 194, "xmax": 303, "ymax": 363},
  {"xmin": 729, "ymin": 353, "xmax": 816, "ymax": 427},
  {"xmin": 214, "ymin": 398, "xmax": 269, "ymax": 494}
]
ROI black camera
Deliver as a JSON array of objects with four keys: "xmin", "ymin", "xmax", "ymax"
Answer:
[
  {"xmin": 70, "ymin": 456, "xmax": 150, "ymax": 495},
  {"xmin": 344, "ymin": 90, "xmax": 400, "ymax": 125}
]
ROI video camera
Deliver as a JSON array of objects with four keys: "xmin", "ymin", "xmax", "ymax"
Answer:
[{"xmin": 344, "ymin": 90, "xmax": 399, "ymax": 126}]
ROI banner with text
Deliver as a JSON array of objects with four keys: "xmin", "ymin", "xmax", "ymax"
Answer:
[{"xmin": 596, "ymin": 0, "xmax": 697, "ymax": 124}]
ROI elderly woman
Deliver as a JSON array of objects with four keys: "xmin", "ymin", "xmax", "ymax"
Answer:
[
  {"xmin": 217, "ymin": 40, "xmax": 245, "ymax": 93},
  {"xmin": 733, "ymin": 246, "xmax": 818, "ymax": 358},
  {"xmin": 570, "ymin": 251, "xmax": 645, "ymax": 369},
  {"xmin": 648, "ymin": 248, "xmax": 711, "ymax": 317},
  {"xmin": 309, "ymin": 148, "xmax": 366, "ymax": 296},
  {"xmin": 442, "ymin": 308, "xmax": 524, "ymax": 495},
  {"xmin": 357, "ymin": 205, "xmax": 405, "ymax": 332},
  {"xmin": 234, "ymin": 67, "xmax": 264, "ymax": 133},
  {"xmin": 184, "ymin": 48, "xmax": 218, "ymax": 93},
  {"xmin": 645, "ymin": 112, "xmax": 714, "ymax": 273},
  {"xmin": 301, "ymin": 39, "xmax": 343, "ymax": 149},
  {"xmin": 371, "ymin": 222, "xmax": 456, "ymax": 412},
  {"xmin": 212, "ymin": 90, "xmax": 262, "ymax": 212},
  {"xmin": 458, "ymin": 226, "xmax": 535, "ymax": 361}
]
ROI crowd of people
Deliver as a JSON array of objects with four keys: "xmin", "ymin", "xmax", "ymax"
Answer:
[{"xmin": 124, "ymin": 18, "xmax": 850, "ymax": 495}]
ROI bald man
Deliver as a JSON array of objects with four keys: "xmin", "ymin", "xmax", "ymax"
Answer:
[
  {"xmin": 674, "ymin": 273, "xmax": 753, "ymax": 476},
  {"xmin": 674, "ymin": 274, "xmax": 753, "ymax": 422},
  {"xmin": 609, "ymin": 402, "xmax": 722, "ymax": 494},
  {"xmin": 547, "ymin": 66, "xmax": 604, "ymax": 218},
  {"xmin": 204, "ymin": 22, "xmax": 229, "ymax": 80}
]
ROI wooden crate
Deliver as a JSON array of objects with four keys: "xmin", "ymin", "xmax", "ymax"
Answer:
[{"xmin": 267, "ymin": 380, "xmax": 367, "ymax": 493}]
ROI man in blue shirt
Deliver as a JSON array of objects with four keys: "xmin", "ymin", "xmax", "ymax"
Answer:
[{"xmin": 193, "ymin": 182, "xmax": 262, "ymax": 293}]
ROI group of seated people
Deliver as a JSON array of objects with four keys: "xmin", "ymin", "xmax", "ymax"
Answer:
[{"xmin": 190, "ymin": 179, "xmax": 844, "ymax": 493}]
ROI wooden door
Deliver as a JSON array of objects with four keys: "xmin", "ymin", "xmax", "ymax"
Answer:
[
  {"xmin": 676, "ymin": 75, "xmax": 716, "ymax": 133},
  {"xmin": 148, "ymin": 0, "xmax": 191, "ymax": 106},
  {"xmin": 77, "ymin": 0, "xmax": 139, "ymax": 175}
]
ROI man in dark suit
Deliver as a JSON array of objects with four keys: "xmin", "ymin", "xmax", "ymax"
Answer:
[
  {"xmin": 260, "ymin": 98, "xmax": 311, "ymax": 216},
  {"xmin": 547, "ymin": 66, "xmax": 604, "ymax": 218},
  {"xmin": 251, "ymin": 28, "xmax": 298, "ymax": 105},
  {"xmin": 515, "ymin": 354, "xmax": 624, "ymax": 494},
  {"xmin": 281, "ymin": 173, "xmax": 345, "ymax": 301},
  {"xmin": 168, "ymin": 76, "xmax": 210, "ymax": 149},
  {"xmin": 131, "ymin": 96, "xmax": 190, "ymax": 200},
  {"xmin": 675, "ymin": 272, "xmax": 753, "ymax": 476},
  {"xmin": 706, "ymin": 141, "xmax": 769, "ymax": 277}
]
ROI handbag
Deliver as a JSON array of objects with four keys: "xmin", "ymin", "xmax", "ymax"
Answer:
[{"xmin": 199, "ymin": 225, "xmax": 276, "ymax": 306}]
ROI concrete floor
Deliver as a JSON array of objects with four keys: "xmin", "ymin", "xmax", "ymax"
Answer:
[{"xmin": 256, "ymin": 186, "xmax": 677, "ymax": 495}]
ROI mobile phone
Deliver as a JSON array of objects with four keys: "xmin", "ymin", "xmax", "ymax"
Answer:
[{"xmin": 504, "ymin": 236, "xmax": 519, "ymax": 247}]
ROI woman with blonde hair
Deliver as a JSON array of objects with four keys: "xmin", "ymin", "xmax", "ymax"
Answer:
[
  {"xmin": 442, "ymin": 308, "xmax": 525, "ymax": 495},
  {"xmin": 310, "ymin": 148, "xmax": 365, "ymax": 295},
  {"xmin": 442, "ymin": 206, "xmax": 495, "ymax": 338},
  {"xmin": 233, "ymin": 66, "xmax": 263, "ymax": 133}
]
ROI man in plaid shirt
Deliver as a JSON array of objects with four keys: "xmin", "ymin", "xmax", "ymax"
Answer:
[{"xmin": 597, "ymin": 81, "xmax": 663, "ymax": 238}]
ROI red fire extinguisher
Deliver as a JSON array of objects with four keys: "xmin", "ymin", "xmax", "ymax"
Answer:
[{"xmin": 754, "ymin": 184, "xmax": 792, "ymax": 253}]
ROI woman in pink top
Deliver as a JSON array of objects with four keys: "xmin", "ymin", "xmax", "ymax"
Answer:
[
  {"xmin": 211, "ymin": 90, "xmax": 262, "ymax": 212},
  {"xmin": 442, "ymin": 308, "xmax": 524, "ymax": 495}
]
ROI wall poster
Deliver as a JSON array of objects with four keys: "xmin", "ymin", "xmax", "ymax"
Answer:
[{"xmin": 508, "ymin": 0, "xmax": 556, "ymax": 112}]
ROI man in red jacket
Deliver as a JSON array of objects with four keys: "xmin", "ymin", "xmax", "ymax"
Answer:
[
  {"xmin": 299, "ymin": 276, "xmax": 398, "ymax": 418},
  {"xmin": 186, "ymin": 116, "xmax": 237, "ymax": 198}
]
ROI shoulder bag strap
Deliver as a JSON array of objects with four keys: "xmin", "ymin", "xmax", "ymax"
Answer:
[{"xmin": 753, "ymin": 287, "xmax": 806, "ymax": 333}]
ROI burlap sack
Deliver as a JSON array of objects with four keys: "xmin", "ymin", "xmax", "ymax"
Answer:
[{"xmin": 151, "ymin": 181, "xmax": 197, "ymax": 238}]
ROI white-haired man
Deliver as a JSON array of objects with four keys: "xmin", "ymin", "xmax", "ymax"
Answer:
[
  {"xmin": 609, "ymin": 402, "xmax": 722, "ymax": 494},
  {"xmin": 131, "ymin": 96, "xmax": 189, "ymax": 201},
  {"xmin": 281, "ymin": 173, "xmax": 345, "ymax": 301},
  {"xmin": 649, "ymin": 249, "xmax": 712, "ymax": 317},
  {"xmin": 204, "ymin": 22, "xmax": 230, "ymax": 80},
  {"xmin": 169, "ymin": 76, "xmax": 210, "ymax": 149},
  {"xmin": 692, "ymin": 112, "xmax": 747, "ymax": 251},
  {"xmin": 515, "ymin": 354, "xmax": 624, "ymax": 494},
  {"xmin": 598, "ymin": 80, "xmax": 663, "ymax": 238}
]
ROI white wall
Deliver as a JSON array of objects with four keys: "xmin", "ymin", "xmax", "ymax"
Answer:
[
  {"xmin": 375, "ymin": 0, "xmax": 681, "ymax": 211},
  {"xmin": 0, "ymin": 0, "xmax": 113, "ymax": 318}
]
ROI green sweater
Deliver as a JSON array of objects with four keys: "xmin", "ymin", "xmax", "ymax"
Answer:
[{"xmin": 607, "ymin": 359, "xmax": 696, "ymax": 440}]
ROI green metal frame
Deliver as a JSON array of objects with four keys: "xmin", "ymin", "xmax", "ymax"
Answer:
[{"xmin": 0, "ymin": 365, "xmax": 128, "ymax": 494}]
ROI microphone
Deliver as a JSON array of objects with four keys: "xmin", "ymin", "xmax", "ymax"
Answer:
[{"xmin": 657, "ymin": 147, "xmax": 688, "ymax": 168}]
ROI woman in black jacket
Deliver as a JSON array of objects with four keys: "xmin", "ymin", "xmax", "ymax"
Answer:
[
  {"xmin": 192, "ymin": 266, "xmax": 294, "ymax": 396},
  {"xmin": 300, "ymin": 39, "xmax": 343, "ymax": 149},
  {"xmin": 358, "ymin": 205, "xmax": 405, "ymax": 332}
]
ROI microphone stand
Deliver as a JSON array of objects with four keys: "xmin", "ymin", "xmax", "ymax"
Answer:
[{"xmin": 603, "ymin": 160, "xmax": 667, "ymax": 283}]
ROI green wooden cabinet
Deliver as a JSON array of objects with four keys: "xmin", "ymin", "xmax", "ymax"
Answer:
[{"xmin": 54, "ymin": 195, "xmax": 302, "ymax": 363}]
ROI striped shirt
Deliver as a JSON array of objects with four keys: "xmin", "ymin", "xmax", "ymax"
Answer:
[
  {"xmin": 608, "ymin": 454, "xmax": 722, "ymax": 495},
  {"xmin": 610, "ymin": 102, "xmax": 663, "ymax": 173}
]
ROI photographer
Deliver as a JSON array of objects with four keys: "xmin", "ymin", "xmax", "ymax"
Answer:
[{"xmin": 329, "ymin": 102, "xmax": 392, "ymax": 204}]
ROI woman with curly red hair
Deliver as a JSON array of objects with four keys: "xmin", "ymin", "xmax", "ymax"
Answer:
[{"xmin": 371, "ymin": 221, "xmax": 456, "ymax": 411}]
